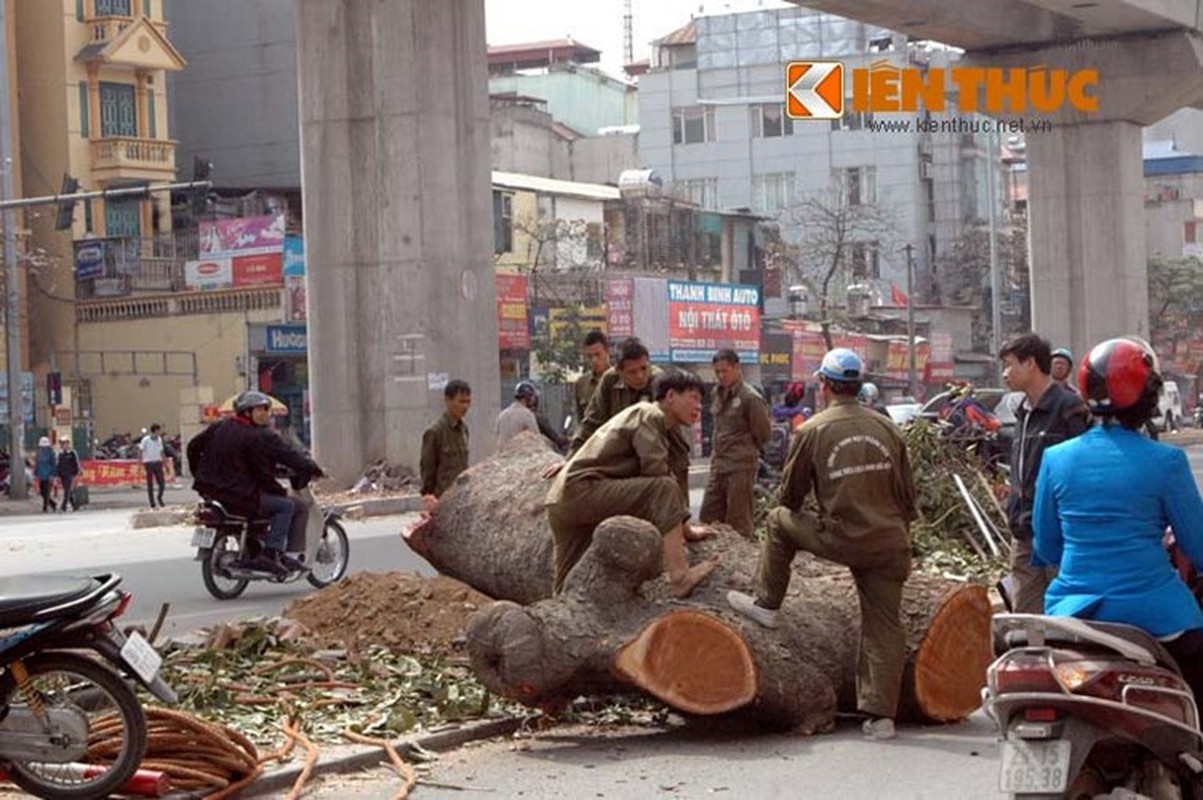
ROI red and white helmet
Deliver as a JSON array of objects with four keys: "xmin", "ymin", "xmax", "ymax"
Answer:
[{"xmin": 1077, "ymin": 336, "xmax": 1162, "ymax": 415}]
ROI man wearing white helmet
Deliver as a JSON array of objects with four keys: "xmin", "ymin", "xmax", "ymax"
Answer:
[
  {"xmin": 727, "ymin": 348, "xmax": 916, "ymax": 740},
  {"xmin": 857, "ymin": 381, "xmax": 890, "ymax": 417},
  {"xmin": 495, "ymin": 381, "xmax": 540, "ymax": 449}
]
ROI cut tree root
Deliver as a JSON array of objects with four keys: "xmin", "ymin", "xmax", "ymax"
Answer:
[{"xmin": 411, "ymin": 433, "xmax": 994, "ymax": 732}]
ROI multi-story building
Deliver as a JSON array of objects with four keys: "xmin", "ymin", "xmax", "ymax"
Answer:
[
  {"xmin": 637, "ymin": 9, "xmax": 1002, "ymax": 308},
  {"xmin": 0, "ymin": 0, "xmax": 29, "ymax": 433},
  {"xmin": 14, "ymin": 0, "xmax": 185, "ymax": 438}
]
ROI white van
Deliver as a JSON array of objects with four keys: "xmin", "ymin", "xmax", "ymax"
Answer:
[{"xmin": 1154, "ymin": 380, "xmax": 1183, "ymax": 432}]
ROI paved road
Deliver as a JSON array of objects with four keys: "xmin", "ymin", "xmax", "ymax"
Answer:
[{"xmin": 0, "ymin": 507, "xmax": 433, "ymax": 638}]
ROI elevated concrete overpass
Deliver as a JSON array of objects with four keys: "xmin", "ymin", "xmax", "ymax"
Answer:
[
  {"xmin": 796, "ymin": 0, "xmax": 1203, "ymax": 362},
  {"xmin": 294, "ymin": 1, "xmax": 1203, "ymax": 482}
]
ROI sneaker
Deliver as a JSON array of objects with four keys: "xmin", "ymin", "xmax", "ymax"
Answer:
[
  {"xmin": 726, "ymin": 590, "xmax": 780, "ymax": 629},
  {"xmin": 862, "ymin": 717, "xmax": 896, "ymax": 740}
]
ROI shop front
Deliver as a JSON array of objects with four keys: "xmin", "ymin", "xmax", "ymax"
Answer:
[{"xmin": 247, "ymin": 323, "xmax": 310, "ymax": 446}]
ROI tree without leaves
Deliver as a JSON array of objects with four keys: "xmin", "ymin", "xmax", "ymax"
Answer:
[
  {"xmin": 933, "ymin": 222, "xmax": 1029, "ymax": 351},
  {"xmin": 779, "ymin": 181, "xmax": 898, "ymax": 350}
]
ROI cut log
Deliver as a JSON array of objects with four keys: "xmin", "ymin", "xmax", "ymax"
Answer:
[{"xmin": 407, "ymin": 431, "xmax": 994, "ymax": 731}]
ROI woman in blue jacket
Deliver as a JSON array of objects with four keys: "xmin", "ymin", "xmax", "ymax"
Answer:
[
  {"xmin": 1032, "ymin": 337, "xmax": 1203, "ymax": 701},
  {"xmin": 33, "ymin": 436, "xmax": 58, "ymax": 512}
]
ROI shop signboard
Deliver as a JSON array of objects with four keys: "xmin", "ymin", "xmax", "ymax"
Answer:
[
  {"xmin": 232, "ymin": 252, "xmax": 283, "ymax": 288},
  {"xmin": 81, "ymin": 459, "xmax": 175, "ymax": 488},
  {"xmin": 200, "ymin": 213, "xmax": 285, "ymax": 256},
  {"xmin": 548, "ymin": 306, "xmax": 607, "ymax": 342},
  {"xmin": 184, "ymin": 257, "xmax": 234, "ymax": 290},
  {"xmin": 632, "ymin": 277, "xmax": 670, "ymax": 361},
  {"xmin": 74, "ymin": 239, "xmax": 105, "ymax": 280},
  {"xmin": 495, "ymin": 274, "xmax": 530, "ymax": 349},
  {"xmin": 667, "ymin": 281, "xmax": 760, "ymax": 362},
  {"xmin": 264, "ymin": 325, "xmax": 308, "ymax": 355},
  {"xmin": 791, "ymin": 330, "xmax": 827, "ymax": 381},
  {"xmin": 759, "ymin": 332, "xmax": 793, "ymax": 378},
  {"xmin": 606, "ymin": 278, "xmax": 634, "ymax": 339},
  {"xmin": 284, "ymin": 236, "xmax": 306, "ymax": 321}
]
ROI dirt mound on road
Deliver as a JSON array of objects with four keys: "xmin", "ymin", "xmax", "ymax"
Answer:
[{"xmin": 282, "ymin": 572, "xmax": 493, "ymax": 659}]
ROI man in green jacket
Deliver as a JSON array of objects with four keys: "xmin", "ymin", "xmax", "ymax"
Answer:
[
  {"xmin": 727, "ymin": 348, "xmax": 916, "ymax": 741},
  {"xmin": 546, "ymin": 370, "xmax": 720, "ymax": 597},
  {"xmin": 573, "ymin": 329, "xmax": 611, "ymax": 426},
  {"xmin": 420, "ymin": 379, "xmax": 471, "ymax": 508},
  {"xmin": 700, "ymin": 349, "xmax": 771, "ymax": 537},
  {"xmin": 569, "ymin": 337, "xmax": 660, "ymax": 455}
]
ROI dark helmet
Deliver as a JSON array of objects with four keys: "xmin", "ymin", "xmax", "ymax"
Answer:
[
  {"xmin": 514, "ymin": 381, "xmax": 539, "ymax": 401},
  {"xmin": 1078, "ymin": 337, "xmax": 1162, "ymax": 415},
  {"xmin": 1051, "ymin": 346, "xmax": 1074, "ymax": 364},
  {"xmin": 233, "ymin": 390, "xmax": 273, "ymax": 414}
]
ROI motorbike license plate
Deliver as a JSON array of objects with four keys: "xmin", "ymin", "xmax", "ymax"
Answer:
[
  {"xmin": 999, "ymin": 740, "xmax": 1071, "ymax": 793},
  {"xmin": 191, "ymin": 527, "xmax": 215, "ymax": 548},
  {"xmin": 120, "ymin": 631, "xmax": 162, "ymax": 684}
]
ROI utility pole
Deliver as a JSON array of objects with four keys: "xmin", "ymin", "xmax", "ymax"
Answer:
[
  {"xmin": 987, "ymin": 124, "xmax": 1002, "ymax": 380},
  {"xmin": 0, "ymin": 0, "xmax": 26, "ymax": 500},
  {"xmin": 904, "ymin": 243, "xmax": 917, "ymax": 399}
]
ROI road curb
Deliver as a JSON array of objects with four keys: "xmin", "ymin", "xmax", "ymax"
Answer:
[
  {"xmin": 122, "ymin": 495, "xmax": 425, "ymax": 527},
  {"xmin": 243, "ymin": 716, "xmax": 524, "ymax": 797}
]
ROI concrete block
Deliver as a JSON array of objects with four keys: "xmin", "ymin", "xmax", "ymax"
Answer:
[{"xmin": 130, "ymin": 508, "xmax": 193, "ymax": 529}]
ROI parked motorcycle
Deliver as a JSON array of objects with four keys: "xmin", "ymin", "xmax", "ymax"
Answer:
[
  {"xmin": 0, "ymin": 572, "xmax": 176, "ymax": 799},
  {"xmin": 984, "ymin": 612, "xmax": 1203, "ymax": 798},
  {"xmin": 191, "ymin": 481, "xmax": 350, "ymax": 600}
]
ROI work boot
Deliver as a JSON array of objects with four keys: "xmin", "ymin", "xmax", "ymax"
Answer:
[{"xmin": 726, "ymin": 590, "xmax": 780, "ymax": 629}]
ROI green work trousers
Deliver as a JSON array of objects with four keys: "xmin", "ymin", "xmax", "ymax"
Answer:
[
  {"xmin": 548, "ymin": 475, "xmax": 689, "ymax": 594},
  {"xmin": 760, "ymin": 506, "xmax": 912, "ymax": 719},
  {"xmin": 699, "ymin": 467, "xmax": 757, "ymax": 538}
]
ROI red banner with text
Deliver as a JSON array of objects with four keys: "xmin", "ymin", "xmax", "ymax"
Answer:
[{"xmin": 80, "ymin": 460, "xmax": 176, "ymax": 488}]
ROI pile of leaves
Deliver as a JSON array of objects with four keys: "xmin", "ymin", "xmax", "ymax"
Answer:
[
  {"xmin": 904, "ymin": 420, "xmax": 1010, "ymax": 582},
  {"xmin": 159, "ymin": 618, "xmax": 523, "ymax": 746}
]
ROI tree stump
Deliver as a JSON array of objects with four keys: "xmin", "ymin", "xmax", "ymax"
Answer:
[{"xmin": 404, "ymin": 431, "xmax": 993, "ymax": 731}]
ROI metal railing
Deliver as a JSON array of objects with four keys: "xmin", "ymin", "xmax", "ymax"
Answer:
[
  {"xmin": 87, "ymin": 15, "xmax": 170, "ymax": 45},
  {"xmin": 77, "ymin": 287, "xmax": 283, "ymax": 323}
]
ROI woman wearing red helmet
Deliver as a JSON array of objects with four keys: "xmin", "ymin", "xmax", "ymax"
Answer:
[{"xmin": 1032, "ymin": 336, "xmax": 1203, "ymax": 700}]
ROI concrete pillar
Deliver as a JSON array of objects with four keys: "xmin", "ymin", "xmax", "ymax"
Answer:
[
  {"xmin": 1026, "ymin": 121, "xmax": 1147, "ymax": 352},
  {"xmin": 981, "ymin": 31, "xmax": 1203, "ymax": 361},
  {"xmin": 295, "ymin": 0, "xmax": 499, "ymax": 484}
]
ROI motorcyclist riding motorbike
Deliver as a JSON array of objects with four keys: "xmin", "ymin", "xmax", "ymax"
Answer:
[
  {"xmin": 187, "ymin": 390, "xmax": 324, "ymax": 577},
  {"xmin": 857, "ymin": 381, "xmax": 890, "ymax": 417},
  {"xmin": 1032, "ymin": 336, "xmax": 1203, "ymax": 701}
]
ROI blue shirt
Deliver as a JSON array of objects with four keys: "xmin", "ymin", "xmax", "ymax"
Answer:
[
  {"xmin": 1032, "ymin": 425, "xmax": 1203, "ymax": 637},
  {"xmin": 34, "ymin": 447, "xmax": 57, "ymax": 481}
]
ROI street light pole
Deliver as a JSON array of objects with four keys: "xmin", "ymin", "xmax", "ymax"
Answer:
[
  {"xmin": 987, "ymin": 125, "xmax": 1002, "ymax": 379},
  {"xmin": 0, "ymin": 0, "xmax": 26, "ymax": 499},
  {"xmin": 904, "ymin": 243, "xmax": 917, "ymax": 399}
]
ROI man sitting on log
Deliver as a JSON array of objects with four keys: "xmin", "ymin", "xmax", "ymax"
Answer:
[
  {"xmin": 545, "ymin": 369, "xmax": 721, "ymax": 598},
  {"xmin": 727, "ymin": 348, "xmax": 917, "ymax": 741}
]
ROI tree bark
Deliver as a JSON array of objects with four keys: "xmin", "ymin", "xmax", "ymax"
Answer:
[{"xmin": 405, "ymin": 432, "xmax": 993, "ymax": 731}]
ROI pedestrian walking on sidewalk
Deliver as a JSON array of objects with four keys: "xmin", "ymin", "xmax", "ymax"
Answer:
[
  {"xmin": 34, "ymin": 437, "xmax": 58, "ymax": 512},
  {"xmin": 139, "ymin": 423, "xmax": 167, "ymax": 508},
  {"xmin": 55, "ymin": 438, "xmax": 81, "ymax": 512}
]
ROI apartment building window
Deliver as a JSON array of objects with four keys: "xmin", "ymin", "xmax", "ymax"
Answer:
[
  {"xmin": 99, "ymin": 82, "xmax": 136, "ymax": 137},
  {"xmin": 751, "ymin": 104, "xmax": 793, "ymax": 138},
  {"xmin": 493, "ymin": 191, "xmax": 513, "ymax": 254},
  {"xmin": 96, "ymin": 0, "xmax": 133, "ymax": 16},
  {"xmin": 672, "ymin": 106, "xmax": 715, "ymax": 145},
  {"xmin": 839, "ymin": 166, "xmax": 876, "ymax": 206},
  {"xmin": 105, "ymin": 196, "xmax": 141, "ymax": 238},
  {"xmin": 78, "ymin": 83, "xmax": 89, "ymax": 137},
  {"xmin": 849, "ymin": 241, "xmax": 881, "ymax": 279},
  {"xmin": 682, "ymin": 178, "xmax": 718, "ymax": 210},
  {"xmin": 752, "ymin": 172, "xmax": 795, "ymax": 214}
]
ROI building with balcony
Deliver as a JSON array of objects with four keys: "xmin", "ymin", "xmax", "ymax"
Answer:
[{"xmin": 15, "ymin": 0, "xmax": 185, "ymax": 437}]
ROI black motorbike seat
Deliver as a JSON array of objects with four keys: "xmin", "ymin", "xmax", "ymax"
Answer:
[
  {"xmin": 0, "ymin": 575, "xmax": 98, "ymax": 628},
  {"xmin": 198, "ymin": 500, "xmax": 268, "ymax": 527}
]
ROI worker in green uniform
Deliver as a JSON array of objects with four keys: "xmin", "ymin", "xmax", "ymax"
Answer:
[
  {"xmin": 699, "ymin": 348, "xmax": 772, "ymax": 537},
  {"xmin": 420, "ymin": 379, "xmax": 471, "ymax": 510},
  {"xmin": 573, "ymin": 329, "xmax": 611, "ymax": 426},
  {"xmin": 727, "ymin": 348, "xmax": 916, "ymax": 741},
  {"xmin": 568, "ymin": 337, "xmax": 662, "ymax": 455},
  {"xmin": 546, "ymin": 370, "xmax": 720, "ymax": 597}
]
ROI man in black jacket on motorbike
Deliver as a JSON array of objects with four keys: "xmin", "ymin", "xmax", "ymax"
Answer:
[{"xmin": 187, "ymin": 391, "xmax": 323, "ymax": 577}]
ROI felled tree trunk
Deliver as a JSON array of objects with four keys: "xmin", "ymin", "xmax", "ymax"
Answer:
[{"xmin": 404, "ymin": 432, "xmax": 993, "ymax": 730}]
